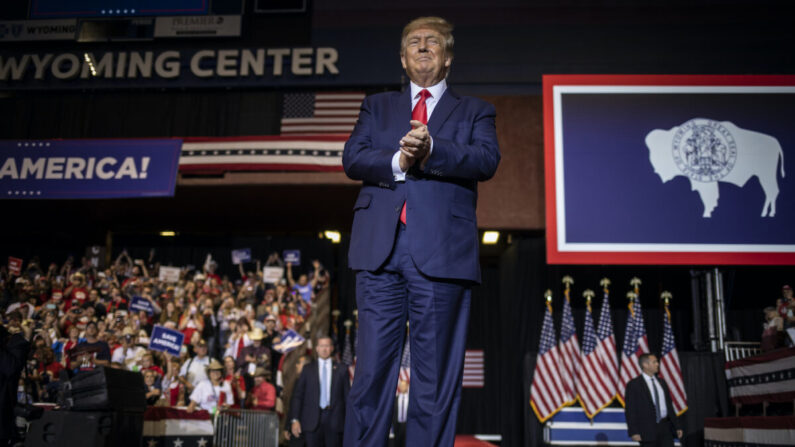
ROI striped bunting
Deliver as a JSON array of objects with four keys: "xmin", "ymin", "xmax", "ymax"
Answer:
[
  {"xmin": 179, "ymin": 135, "xmax": 348, "ymax": 173},
  {"xmin": 462, "ymin": 350, "xmax": 484, "ymax": 388}
]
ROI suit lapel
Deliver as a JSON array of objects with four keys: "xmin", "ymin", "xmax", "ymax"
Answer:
[
  {"xmin": 427, "ymin": 88, "xmax": 461, "ymax": 134},
  {"xmin": 396, "ymin": 88, "xmax": 413, "ymax": 141}
]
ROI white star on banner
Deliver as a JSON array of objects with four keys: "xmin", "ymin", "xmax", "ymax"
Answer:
[
  {"xmin": 173, "ymin": 438, "xmax": 183, "ymax": 447},
  {"xmin": 197, "ymin": 438, "xmax": 208, "ymax": 447},
  {"xmin": 147, "ymin": 439, "xmax": 158, "ymax": 447}
]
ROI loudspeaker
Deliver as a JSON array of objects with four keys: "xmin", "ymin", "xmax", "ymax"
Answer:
[
  {"xmin": 25, "ymin": 410, "xmax": 143, "ymax": 447},
  {"xmin": 61, "ymin": 366, "xmax": 146, "ymax": 412}
]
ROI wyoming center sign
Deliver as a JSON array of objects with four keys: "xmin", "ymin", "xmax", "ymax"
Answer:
[{"xmin": 544, "ymin": 75, "xmax": 794, "ymax": 265}]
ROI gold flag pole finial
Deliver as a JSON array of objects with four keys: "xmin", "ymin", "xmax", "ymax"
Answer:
[
  {"xmin": 583, "ymin": 289, "xmax": 595, "ymax": 301},
  {"xmin": 661, "ymin": 291, "xmax": 672, "ymax": 306},
  {"xmin": 583, "ymin": 289, "xmax": 595, "ymax": 311},
  {"xmin": 600, "ymin": 278, "xmax": 611, "ymax": 289},
  {"xmin": 343, "ymin": 319, "xmax": 352, "ymax": 334},
  {"xmin": 562, "ymin": 275, "xmax": 574, "ymax": 290},
  {"xmin": 630, "ymin": 277, "xmax": 642, "ymax": 293},
  {"xmin": 626, "ymin": 291, "xmax": 637, "ymax": 302},
  {"xmin": 544, "ymin": 289, "xmax": 553, "ymax": 312}
]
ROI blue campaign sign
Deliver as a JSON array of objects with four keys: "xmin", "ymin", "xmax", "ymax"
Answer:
[
  {"xmin": 272, "ymin": 329, "xmax": 305, "ymax": 354},
  {"xmin": 0, "ymin": 139, "xmax": 181, "ymax": 199},
  {"xmin": 149, "ymin": 325, "xmax": 184, "ymax": 356},
  {"xmin": 231, "ymin": 248, "xmax": 252, "ymax": 265},
  {"xmin": 283, "ymin": 249, "xmax": 301, "ymax": 266},
  {"xmin": 129, "ymin": 295, "xmax": 154, "ymax": 315},
  {"xmin": 544, "ymin": 75, "xmax": 795, "ymax": 265}
]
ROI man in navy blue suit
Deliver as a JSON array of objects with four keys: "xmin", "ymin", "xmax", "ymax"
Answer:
[
  {"xmin": 342, "ymin": 16, "xmax": 500, "ymax": 447},
  {"xmin": 290, "ymin": 336, "xmax": 350, "ymax": 447}
]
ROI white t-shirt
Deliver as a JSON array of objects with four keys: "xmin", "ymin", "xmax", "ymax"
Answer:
[
  {"xmin": 189, "ymin": 379, "xmax": 234, "ymax": 412},
  {"xmin": 179, "ymin": 355, "xmax": 210, "ymax": 387},
  {"xmin": 111, "ymin": 345, "xmax": 145, "ymax": 369}
]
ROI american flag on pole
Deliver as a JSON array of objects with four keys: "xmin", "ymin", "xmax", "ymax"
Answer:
[
  {"xmin": 530, "ymin": 296, "xmax": 569, "ymax": 422},
  {"xmin": 558, "ymin": 282, "xmax": 580, "ymax": 404},
  {"xmin": 595, "ymin": 283, "xmax": 619, "ymax": 405},
  {"xmin": 462, "ymin": 350, "xmax": 485, "ymax": 388},
  {"xmin": 576, "ymin": 290, "xmax": 615, "ymax": 419},
  {"xmin": 659, "ymin": 296, "xmax": 688, "ymax": 416},
  {"xmin": 617, "ymin": 289, "xmax": 649, "ymax": 406},
  {"xmin": 280, "ymin": 92, "xmax": 364, "ymax": 135},
  {"xmin": 399, "ymin": 334, "xmax": 411, "ymax": 384},
  {"xmin": 341, "ymin": 322, "xmax": 355, "ymax": 385}
]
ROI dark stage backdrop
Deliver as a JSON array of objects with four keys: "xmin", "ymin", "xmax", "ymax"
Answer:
[{"xmin": 450, "ymin": 237, "xmax": 779, "ymax": 446}]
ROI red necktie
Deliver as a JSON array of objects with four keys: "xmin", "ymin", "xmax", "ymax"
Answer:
[{"xmin": 400, "ymin": 89, "xmax": 431, "ymax": 225}]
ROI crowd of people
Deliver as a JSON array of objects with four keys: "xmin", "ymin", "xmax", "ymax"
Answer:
[
  {"xmin": 761, "ymin": 284, "xmax": 794, "ymax": 351},
  {"xmin": 0, "ymin": 249, "xmax": 337, "ymax": 444}
]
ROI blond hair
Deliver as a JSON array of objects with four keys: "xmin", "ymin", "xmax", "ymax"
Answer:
[{"xmin": 400, "ymin": 16, "xmax": 454, "ymax": 58}]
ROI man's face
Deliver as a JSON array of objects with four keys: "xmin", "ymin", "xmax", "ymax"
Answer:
[
  {"xmin": 196, "ymin": 344, "xmax": 208, "ymax": 356},
  {"xmin": 316, "ymin": 338, "xmax": 333, "ymax": 360},
  {"xmin": 641, "ymin": 355, "xmax": 659, "ymax": 375},
  {"xmin": 86, "ymin": 324, "xmax": 98, "ymax": 337},
  {"xmin": 401, "ymin": 27, "xmax": 451, "ymax": 87}
]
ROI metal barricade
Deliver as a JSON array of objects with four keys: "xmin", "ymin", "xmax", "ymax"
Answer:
[
  {"xmin": 215, "ymin": 409, "xmax": 279, "ymax": 447},
  {"xmin": 724, "ymin": 341, "xmax": 762, "ymax": 362}
]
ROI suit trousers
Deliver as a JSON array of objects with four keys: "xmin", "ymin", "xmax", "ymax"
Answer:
[
  {"xmin": 304, "ymin": 408, "xmax": 342, "ymax": 447},
  {"xmin": 640, "ymin": 418, "xmax": 675, "ymax": 447},
  {"xmin": 343, "ymin": 224, "xmax": 471, "ymax": 447}
]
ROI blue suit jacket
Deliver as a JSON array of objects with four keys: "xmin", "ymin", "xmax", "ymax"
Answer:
[{"xmin": 343, "ymin": 87, "xmax": 500, "ymax": 283}]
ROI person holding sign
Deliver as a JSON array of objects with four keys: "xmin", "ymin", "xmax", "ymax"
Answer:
[
  {"xmin": 287, "ymin": 260, "xmax": 323, "ymax": 304},
  {"xmin": 186, "ymin": 358, "xmax": 233, "ymax": 414}
]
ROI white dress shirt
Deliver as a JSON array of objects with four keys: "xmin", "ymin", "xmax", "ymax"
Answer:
[
  {"xmin": 396, "ymin": 392, "xmax": 409, "ymax": 423},
  {"xmin": 391, "ymin": 79, "xmax": 447, "ymax": 181},
  {"xmin": 318, "ymin": 357, "xmax": 332, "ymax": 408},
  {"xmin": 642, "ymin": 372, "xmax": 668, "ymax": 420}
]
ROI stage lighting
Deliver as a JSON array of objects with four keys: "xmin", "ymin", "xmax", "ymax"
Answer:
[
  {"xmin": 159, "ymin": 231, "xmax": 176, "ymax": 237},
  {"xmin": 482, "ymin": 231, "xmax": 499, "ymax": 245},
  {"xmin": 324, "ymin": 230, "xmax": 341, "ymax": 244}
]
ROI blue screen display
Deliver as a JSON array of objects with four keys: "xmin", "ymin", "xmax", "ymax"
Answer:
[{"xmin": 30, "ymin": 0, "xmax": 209, "ymax": 19}]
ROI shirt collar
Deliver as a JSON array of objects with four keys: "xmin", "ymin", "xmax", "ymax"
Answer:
[
  {"xmin": 410, "ymin": 79, "xmax": 447, "ymax": 101},
  {"xmin": 642, "ymin": 372, "xmax": 656, "ymax": 381}
]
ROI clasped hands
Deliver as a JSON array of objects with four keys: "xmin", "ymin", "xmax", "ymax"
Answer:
[{"xmin": 398, "ymin": 120, "xmax": 431, "ymax": 172}]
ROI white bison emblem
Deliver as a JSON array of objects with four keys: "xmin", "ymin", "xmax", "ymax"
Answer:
[{"xmin": 645, "ymin": 118, "xmax": 785, "ymax": 217}]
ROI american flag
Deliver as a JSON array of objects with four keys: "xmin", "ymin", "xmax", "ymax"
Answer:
[
  {"xmin": 399, "ymin": 335, "xmax": 411, "ymax": 383},
  {"xmin": 558, "ymin": 288, "xmax": 580, "ymax": 403},
  {"xmin": 595, "ymin": 287, "xmax": 618, "ymax": 405},
  {"xmin": 280, "ymin": 92, "xmax": 364, "ymax": 135},
  {"xmin": 341, "ymin": 327, "xmax": 354, "ymax": 366},
  {"xmin": 530, "ymin": 300, "xmax": 569, "ymax": 422},
  {"xmin": 576, "ymin": 293, "xmax": 615, "ymax": 418},
  {"xmin": 659, "ymin": 303, "xmax": 688, "ymax": 416},
  {"xmin": 617, "ymin": 296, "xmax": 649, "ymax": 405},
  {"xmin": 462, "ymin": 350, "xmax": 485, "ymax": 388}
]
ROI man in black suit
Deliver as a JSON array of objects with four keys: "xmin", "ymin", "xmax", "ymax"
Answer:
[
  {"xmin": 1, "ymin": 321, "xmax": 31, "ymax": 446},
  {"xmin": 290, "ymin": 336, "xmax": 350, "ymax": 447},
  {"xmin": 625, "ymin": 353, "xmax": 683, "ymax": 447}
]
